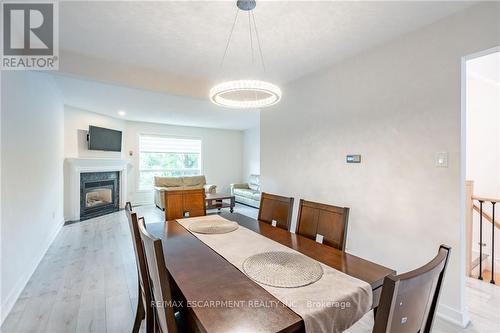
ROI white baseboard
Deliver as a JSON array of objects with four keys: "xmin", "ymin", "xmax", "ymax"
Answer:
[
  {"xmin": 437, "ymin": 303, "xmax": 470, "ymax": 328},
  {"xmin": 0, "ymin": 219, "xmax": 64, "ymax": 325},
  {"xmin": 64, "ymin": 215, "xmax": 78, "ymax": 223}
]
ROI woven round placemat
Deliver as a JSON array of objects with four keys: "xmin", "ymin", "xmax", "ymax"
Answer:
[
  {"xmin": 242, "ymin": 251, "xmax": 323, "ymax": 288},
  {"xmin": 188, "ymin": 220, "xmax": 239, "ymax": 234}
]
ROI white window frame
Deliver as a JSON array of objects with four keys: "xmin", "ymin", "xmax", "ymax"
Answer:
[{"xmin": 137, "ymin": 134, "xmax": 203, "ymax": 191}]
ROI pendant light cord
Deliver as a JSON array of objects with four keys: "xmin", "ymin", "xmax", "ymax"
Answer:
[
  {"xmin": 220, "ymin": 8, "xmax": 240, "ymax": 68},
  {"xmin": 220, "ymin": 2, "xmax": 266, "ymax": 72},
  {"xmin": 248, "ymin": 11, "xmax": 254, "ymax": 64},
  {"xmin": 251, "ymin": 10, "xmax": 266, "ymax": 72}
]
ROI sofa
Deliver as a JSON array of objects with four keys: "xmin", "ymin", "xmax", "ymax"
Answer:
[
  {"xmin": 154, "ymin": 175, "xmax": 216, "ymax": 210},
  {"xmin": 230, "ymin": 174, "xmax": 261, "ymax": 208}
]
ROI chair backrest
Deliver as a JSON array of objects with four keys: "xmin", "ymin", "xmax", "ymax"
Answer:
[
  {"xmin": 373, "ymin": 245, "xmax": 451, "ymax": 333},
  {"xmin": 125, "ymin": 202, "xmax": 151, "ymax": 307},
  {"xmin": 258, "ymin": 192, "xmax": 294, "ymax": 231},
  {"xmin": 154, "ymin": 176, "xmax": 184, "ymax": 188},
  {"xmin": 154, "ymin": 175, "xmax": 206, "ymax": 188},
  {"xmin": 164, "ymin": 188, "xmax": 206, "ymax": 221},
  {"xmin": 295, "ymin": 199, "xmax": 350, "ymax": 250},
  {"xmin": 138, "ymin": 217, "xmax": 178, "ymax": 333},
  {"xmin": 182, "ymin": 175, "xmax": 207, "ymax": 188}
]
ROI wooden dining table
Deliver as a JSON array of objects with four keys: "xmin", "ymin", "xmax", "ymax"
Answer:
[{"xmin": 147, "ymin": 212, "xmax": 395, "ymax": 333}]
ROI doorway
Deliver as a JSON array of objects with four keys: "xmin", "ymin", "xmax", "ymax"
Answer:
[{"xmin": 464, "ymin": 49, "xmax": 500, "ymax": 284}]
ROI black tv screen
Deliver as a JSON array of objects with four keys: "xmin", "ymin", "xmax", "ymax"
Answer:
[{"xmin": 88, "ymin": 126, "xmax": 122, "ymax": 152}]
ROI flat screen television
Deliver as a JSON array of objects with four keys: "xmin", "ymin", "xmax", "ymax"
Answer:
[{"xmin": 88, "ymin": 126, "xmax": 122, "ymax": 152}]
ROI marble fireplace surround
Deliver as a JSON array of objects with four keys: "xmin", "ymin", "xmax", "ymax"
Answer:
[{"xmin": 65, "ymin": 158, "xmax": 128, "ymax": 222}]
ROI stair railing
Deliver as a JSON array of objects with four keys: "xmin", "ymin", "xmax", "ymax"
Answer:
[{"xmin": 466, "ymin": 180, "xmax": 499, "ymax": 284}]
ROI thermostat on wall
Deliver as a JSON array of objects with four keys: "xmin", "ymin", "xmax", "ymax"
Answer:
[{"xmin": 346, "ymin": 155, "xmax": 361, "ymax": 163}]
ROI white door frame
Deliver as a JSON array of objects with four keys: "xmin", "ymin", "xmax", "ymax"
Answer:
[{"xmin": 459, "ymin": 45, "xmax": 500, "ymax": 326}]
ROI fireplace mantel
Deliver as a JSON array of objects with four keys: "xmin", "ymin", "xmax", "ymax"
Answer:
[{"xmin": 65, "ymin": 158, "xmax": 129, "ymax": 222}]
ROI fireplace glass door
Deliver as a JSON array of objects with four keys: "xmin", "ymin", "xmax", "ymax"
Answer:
[
  {"xmin": 85, "ymin": 186, "xmax": 113, "ymax": 208},
  {"xmin": 80, "ymin": 171, "xmax": 120, "ymax": 220}
]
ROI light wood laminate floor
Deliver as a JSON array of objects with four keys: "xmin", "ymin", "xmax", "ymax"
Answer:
[{"xmin": 2, "ymin": 204, "xmax": 498, "ymax": 333}]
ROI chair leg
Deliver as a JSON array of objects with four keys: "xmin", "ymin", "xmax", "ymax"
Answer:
[
  {"xmin": 145, "ymin": 300, "xmax": 154, "ymax": 333},
  {"xmin": 153, "ymin": 311, "xmax": 162, "ymax": 333},
  {"xmin": 132, "ymin": 295, "xmax": 145, "ymax": 333}
]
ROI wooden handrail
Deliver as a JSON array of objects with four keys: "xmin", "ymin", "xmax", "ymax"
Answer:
[
  {"xmin": 472, "ymin": 195, "xmax": 500, "ymax": 203},
  {"xmin": 473, "ymin": 203, "xmax": 500, "ymax": 230}
]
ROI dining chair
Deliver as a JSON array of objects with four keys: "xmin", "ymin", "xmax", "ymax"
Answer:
[
  {"xmin": 164, "ymin": 188, "xmax": 206, "ymax": 221},
  {"xmin": 258, "ymin": 192, "xmax": 294, "ymax": 231},
  {"xmin": 138, "ymin": 217, "xmax": 181, "ymax": 333},
  {"xmin": 373, "ymin": 245, "xmax": 451, "ymax": 333},
  {"xmin": 125, "ymin": 202, "xmax": 154, "ymax": 333},
  {"xmin": 295, "ymin": 199, "xmax": 350, "ymax": 250}
]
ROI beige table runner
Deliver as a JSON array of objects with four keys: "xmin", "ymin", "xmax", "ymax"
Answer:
[{"xmin": 177, "ymin": 215, "xmax": 372, "ymax": 333}]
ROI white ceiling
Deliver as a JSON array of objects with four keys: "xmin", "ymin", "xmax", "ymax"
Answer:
[
  {"xmin": 52, "ymin": 74, "xmax": 260, "ymax": 130},
  {"xmin": 57, "ymin": 1, "xmax": 475, "ymax": 130},
  {"xmin": 60, "ymin": 1, "xmax": 473, "ymax": 85}
]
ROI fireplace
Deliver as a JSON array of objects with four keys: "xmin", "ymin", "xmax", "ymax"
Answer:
[{"xmin": 80, "ymin": 171, "xmax": 119, "ymax": 220}]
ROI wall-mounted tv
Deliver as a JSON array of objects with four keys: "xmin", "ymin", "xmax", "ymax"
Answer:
[{"xmin": 88, "ymin": 126, "xmax": 122, "ymax": 152}]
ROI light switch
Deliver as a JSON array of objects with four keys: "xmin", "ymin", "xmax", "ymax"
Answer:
[
  {"xmin": 436, "ymin": 152, "xmax": 448, "ymax": 168},
  {"xmin": 346, "ymin": 155, "xmax": 361, "ymax": 163}
]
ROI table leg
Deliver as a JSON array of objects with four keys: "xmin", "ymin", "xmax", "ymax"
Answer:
[{"xmin": 230, "ymin": 197, "xmax": 235, "ymax": 213}]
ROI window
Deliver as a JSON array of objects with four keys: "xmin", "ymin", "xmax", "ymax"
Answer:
[{"xmin": 139, "ymin": 135, "xmax": 202, "ymax": 190}]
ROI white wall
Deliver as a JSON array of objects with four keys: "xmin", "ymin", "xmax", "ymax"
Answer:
[
  {"xmin": 63, "ymin": 107, "xmax": 244, "ymax": 209},
  {"xmin": 64, "ymin": 105, "xmax": 126, "ymax": 160},
  {"xmin": 261, "ymin": 2, "xmax": 499, "ymax": 326},
  {"xmin": 1, "ymin": 72, "xmax": 64, "ymax": 323},
  {"xmin": 243, "ymin": 125, "xmax": 260, "ymax": 179},
  {"xmin": 63, "ymin": 106, "xmax": 126, "ymax": 219},
  {"xmin": 466, "ymin": 53, "xmax": 500, "ymax": 262}
]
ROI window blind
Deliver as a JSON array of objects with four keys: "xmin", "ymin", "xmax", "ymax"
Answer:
[{"xmin": 140, "ymin": 135, "xmax": 201, "ymax": 154}]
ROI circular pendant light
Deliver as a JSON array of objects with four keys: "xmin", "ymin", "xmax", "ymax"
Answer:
[
  {"xmin": 210, "ymin": 0, "xmax": 281, "ymax": 109},
  {"xmin": 210, "ymin": 80, "xmax": 281, "ymax": 109}
]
